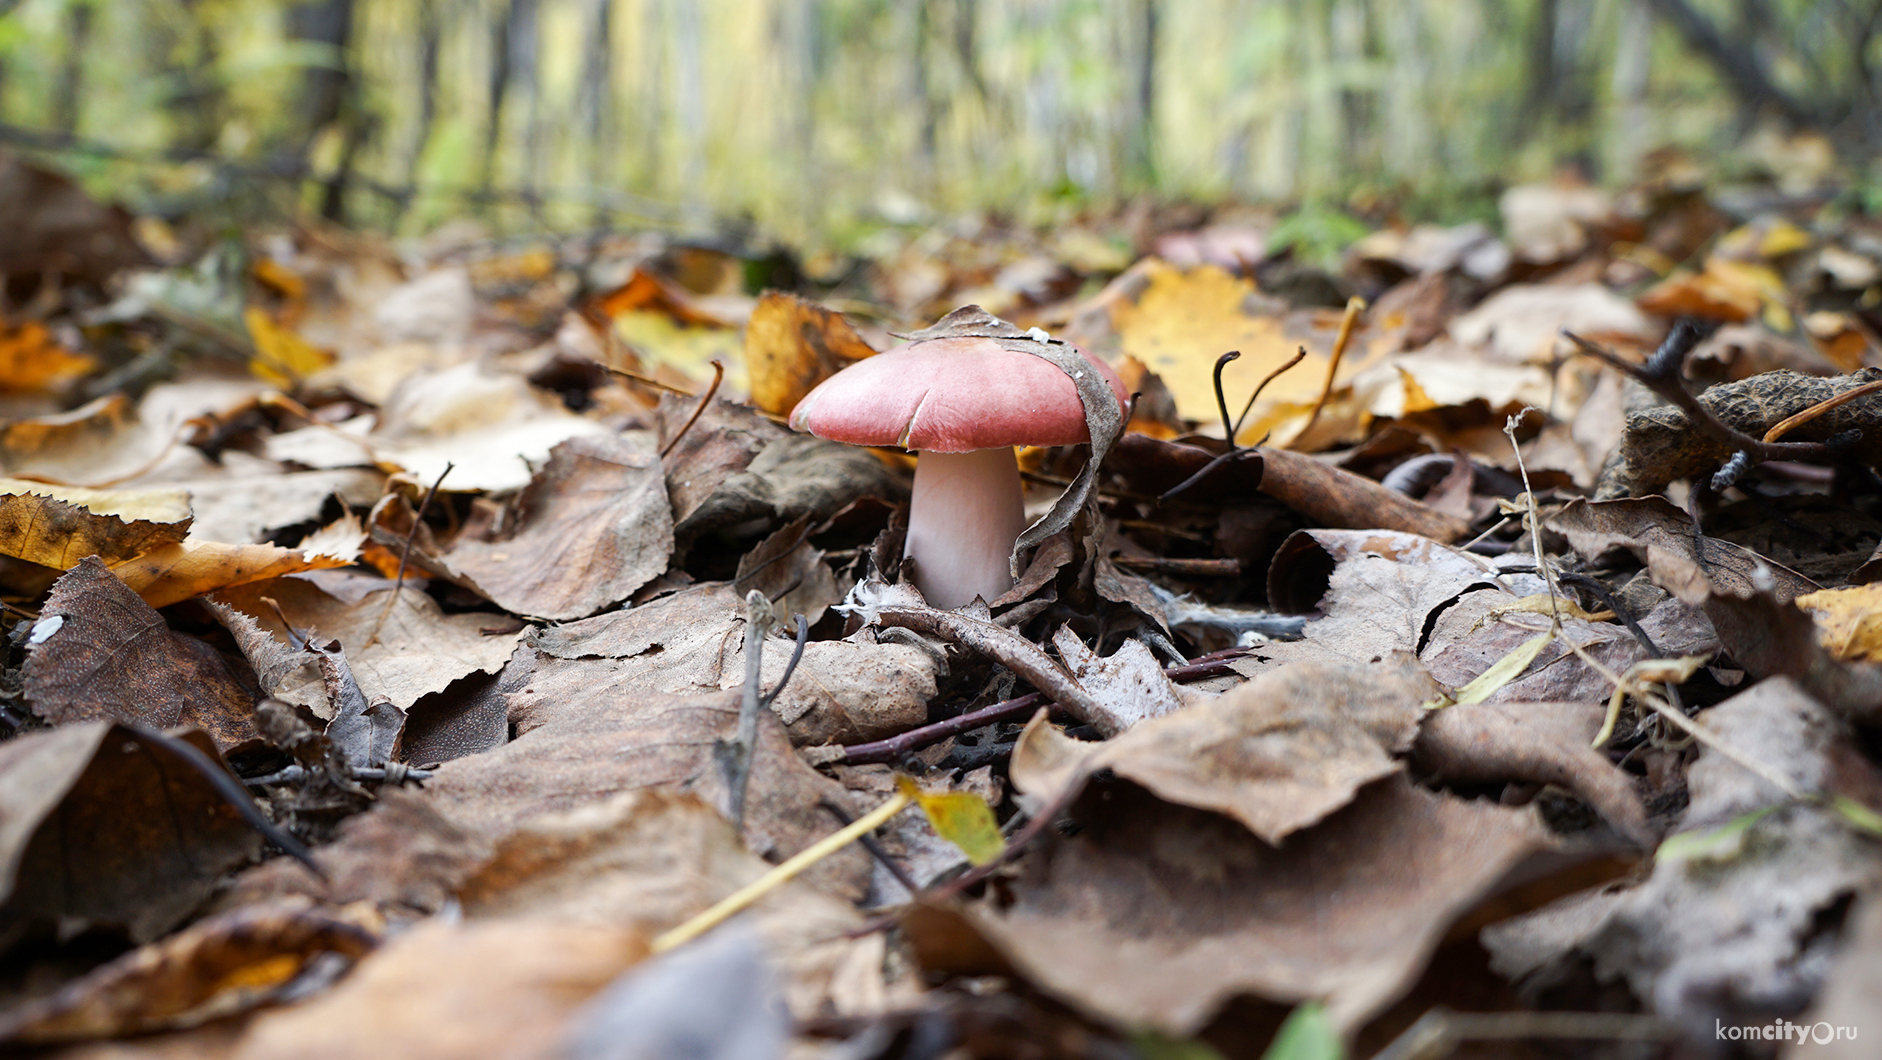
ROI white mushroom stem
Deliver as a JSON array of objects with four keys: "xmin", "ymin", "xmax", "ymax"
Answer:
[{"xmin": 904, "ymin": 447, "xmax": 1027, "ymax": 610}]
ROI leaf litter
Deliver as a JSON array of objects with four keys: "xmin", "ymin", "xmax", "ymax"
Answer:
[{"xmin": 8, "ymin": 173, "xmax": 1882, "ymax": 1060}]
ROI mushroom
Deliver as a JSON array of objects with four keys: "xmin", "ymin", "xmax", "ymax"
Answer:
[{"xmin": 789, "ymin": 321, "xmax": 1127, "ymax": 609}]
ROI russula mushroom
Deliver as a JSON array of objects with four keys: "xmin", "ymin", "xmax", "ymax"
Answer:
[{"xmin": 789, "ymin": 324, "xmax": 1127, "ymax": 609}]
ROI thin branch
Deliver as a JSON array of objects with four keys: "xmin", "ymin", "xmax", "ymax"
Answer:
[
  {"xmin": 660, "ymin": 359, "xmax": 724, "ymax": 458},
  {"xmin": 365, "ymin": 462, "xmax": 452, "ymax": 648}
]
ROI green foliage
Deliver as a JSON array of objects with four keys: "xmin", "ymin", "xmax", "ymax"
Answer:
[
  {"xmin": 1261, "ymin": 1003, "xmax": 1345, "ymax": 1060},
  {"xmin": 1267, "ymin": 202, "xmax": 1370, "ymax": 271}
]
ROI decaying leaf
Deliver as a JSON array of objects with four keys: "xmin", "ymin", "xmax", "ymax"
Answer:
[
  {"xmin": 1481, "ymin": 678, "xmax": 1882, "ymax": 1041},
  {"xmin": 0, "ymin": 483, "xmax": 190, "ymax": 569},
  {"xmin": 1010, "ymin": 652, "xmax": 1432, "ymax": 846},
  {"xmin": 214, "ymin": 575, "xmax": 524, "ymax": 719},
  {"xmin": 0, "ymin": 897, "xmax": 382, "ymax": 1043},
  {"xmin": 444, "ymin": 432, "xmax": 674, "ymax": 621},
  {"xmin": 23, "ymin": 557, "xmax": 259, "ymax": 749},
  {"xmin": 0, "ymin": 723, "xmax": 261, "ymax": 955},
  {"xmin": 933, "ymin": 774, "xmax": 1546, "ymax": 1035}
]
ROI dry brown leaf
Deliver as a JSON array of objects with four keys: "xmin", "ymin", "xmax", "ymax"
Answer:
[
  {"xmin": 732, "ymin": 515, "xmax": 842, "ymax": 629},
  {"xmin": 214, "ymin": 575, "xmax": 524, "ymax": 718},
  {"xmin": 228, "ymin": 918, "xmax": 647, "ymax": 1060},
  {"xmin": 0, "ymin": 897, "xmax": 382, "ymax": 1044},
  {"xmin": 1551, "ymin": 496, "xmax": 1819, "ymax": 602},
  {"xmin": 445, "ymin": 432, "xmax": 674, "ymax": 621},
  {"xmin": 0, "ymin": 722, "xmax": 261, "ymax": 955},
  {"xmin": 1011, "ymin": 652, "xmax": 1432, "ymax": 845},
  {"xmin": 24, "ymin": 557, "xmax": 260, "ymax": 749},
  {"xmin": 742, "ymin": 290, "xmax": 877, "ymax": 418},
  {"xmin": 937, "ymin": 774, "xmax": 1546, "ymax": 1035}
]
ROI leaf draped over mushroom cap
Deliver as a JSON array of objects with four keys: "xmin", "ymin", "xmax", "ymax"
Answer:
[{"xmin": 900, "ymin": 305, "xmax": 1126, "ymax": 577}]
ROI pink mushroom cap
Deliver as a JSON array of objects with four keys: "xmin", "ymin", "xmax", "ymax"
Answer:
[{"xmin": 788, "ymin": 336, "xmax": 1128, "ymax": 451}]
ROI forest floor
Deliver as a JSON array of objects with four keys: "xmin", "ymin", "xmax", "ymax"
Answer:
[{"xmin": 2, "ymin": 151, "xmax": 1881, "ymax": 1060}]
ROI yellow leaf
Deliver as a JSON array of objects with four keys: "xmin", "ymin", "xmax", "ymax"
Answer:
[
  {"xmin": 1108, "ymin": 261, "xmax": 1326, "ymax": 442},
  {"xmin": 109, "ymin": 540, "xmax": 350, "ymax": 608},
  {"xmin": 742, "ymin": 291, "xmax": 876, "ymax": 418},
  {"xmin": 1452, "ymin": 630, "xmax": 1554, "ymax": 705},
  {"xmin": 244, "ymin": 306, "xmax": 334, "ymax": 388},
  {"xmin": 0, "ymin": 485, "xmax": 190, "ymax": 568},
  {"xmin": 0, "ymin": 314, "xmax": 95, "ymax": 394},
  {"xmin": 1796, "ymin": 583, "xmax": 1882, "ymax": 662},
  {"xmin": 896, "ymin": 775, "xmax": 1005, "ymax": 866}
]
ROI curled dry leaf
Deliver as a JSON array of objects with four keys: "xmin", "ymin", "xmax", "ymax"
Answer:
[
  {"xmin": 1413, "ymin": 699, "xmax": 1651, "ymax": 845},
  {"xmin": 0, "ymin": 722, "xmax": 261, "ymax": 956},
  {"xmin": 0, "ymin": 897, "xmax": 382, "ymax": 1044},
  {"xmin": 0, "ymin": 482, "xmax": 190, "ymax": 568},
  {"xmin": 24, "ymin": 557, "xmax": 260, "ymax": 750}
]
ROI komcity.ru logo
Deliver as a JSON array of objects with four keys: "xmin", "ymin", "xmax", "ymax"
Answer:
[{"xmin": 1716, "ymin": 1019, "xmax": 1859, "ymax": 1045}]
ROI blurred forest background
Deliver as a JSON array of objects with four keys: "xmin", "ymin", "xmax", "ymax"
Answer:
[{"xmin": 0, "ymin": 0, "xmax": 1875, "ymax": 248}]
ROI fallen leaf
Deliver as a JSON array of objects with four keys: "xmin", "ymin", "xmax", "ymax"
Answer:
[
  {"xmin": 743, "ymin": 291, "xmax": 876, "ymax": 418},
  {"xmin": 445, "ymin": 432, "xmax": 675, "ymax": 621},
  {"xmin": 0, "ymin": 722, "xmax": 261, "ymax": 955},
  {"xmin": 0, "ymin": 483, "xmax": 190, "ymax": 568},
  {"xmin": 214, "ymin": 575, "xmax": 524, "ymax": 718},
  {"xmin": 1413, "ymin": 699, "xmax": 1650, "ymax": 845},
  {"xmin": 1049, "ymin": 625, "xmax": 1185, "ymax": 734},
  {"xmin": 1796, "ymin": 583, "xmax": 1882, "ymax": 663},
  {"xmin": 1011, "ymin": 652, "xmax": 1432, "ymax": 845},
  {"xmin": 1481, "ymin": 678, "xmax": 1882, "ymax": 1042},
  {"xmin": 24, "ymin": 557, "xmax": 259, "ymax": 749},
  {"xmin": 0, "ymin": 897, "xmax": 382, "ymax": 1044},
  {"xmin": 1449, "ymin": 283, "xmax": 1654, "ymax": 365},
  {"xmin": 938, "ymin": 774, "xmax": 1546, "ymax": 1035},
  {"xmin": 227, "ymin": 918, "xmax": 647, "ymax": 1060},
  {"xmin": 243, "ymin": 307, "xmax": 335, "ymax": 388},
  {"xmin": 0, "ymin": 313, "xmax": 95, "ymax": 394},
  {"xmin": 1107, "ymin": 261, "xmax": 1328, "ymax": 442},
  {"xmin": 109, "ymin": 539, "xmax": 352, "ymax": 609}
]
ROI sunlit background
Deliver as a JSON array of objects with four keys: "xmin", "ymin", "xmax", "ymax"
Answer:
[{"xmin": 0, "ymin": 0, "xmax": 1868, "ymax": 244}]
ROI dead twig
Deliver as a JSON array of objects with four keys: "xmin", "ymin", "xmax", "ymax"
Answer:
[
  {"xmin": 365, "ymin": 461, "xmax": 452, "ymax": 649},
  {"xmin": 1288, "ymin": 294, "xmax": 1365, "ymax": 446},
  {"xmin": 660, "ymin": 359, "xmax": 724, "ymax": 458},
  {"xmin": 1563, "ymin": 324, "xmax": 1855, "ymax": 488},
  {"xmin": 721, "ymin": 596, "xmax": 809, "ymax": 829}
]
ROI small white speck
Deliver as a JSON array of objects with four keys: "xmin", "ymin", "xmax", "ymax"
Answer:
[
  {"xmin": 28, "ymin": 615, "xmax": 63, "ymax": 645},
  {"xmin": 1025, "ymin": 327, "xmax": 1052, "ymax": 344}
]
